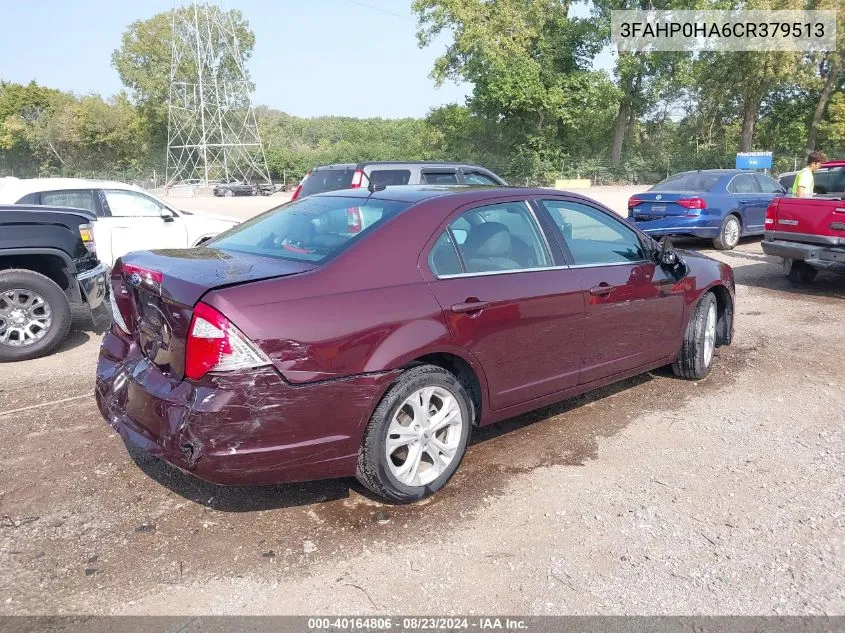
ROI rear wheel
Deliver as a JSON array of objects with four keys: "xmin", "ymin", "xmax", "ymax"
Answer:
[
  {"xmin": 713, "ymin": 215, "xmax": 741, "ymax": 250},
  {"xmin": 785, "ymin": 258, "xmax": 817, "ymax": 284},
  {"xmin": 672, "ymin": 292, "xmax": 718, "ymax": 380},
  {"xmin": 224, "ymin": 188, "xmax": 234, "ymax": 197},
  {"xmin": 356, "ymin": 365, "xmax": 472, "ymax": 503},
  {"xmin": 0, "ymin": 269, "xmax": 71, "ymax": 362}
]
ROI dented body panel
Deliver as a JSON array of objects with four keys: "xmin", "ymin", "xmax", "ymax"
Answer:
[{"xmin": 96, "ymin": 329, "xmax": 400, "ymax": 484}]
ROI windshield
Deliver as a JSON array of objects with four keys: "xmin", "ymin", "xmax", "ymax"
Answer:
[
  {"xmin": 651, "ymin": 172, "xmax": 722, "ymax": 192},
  {"xmin": 209, "ymin": 195, "xmax": 411, "ymax": 263},
  {"xmin": 299, "ymin": 168, "xmax": 355, "ymax": 197},
  {"xmin": 813, "ymin": 167, "xmax": 845, "ymax": 194}
]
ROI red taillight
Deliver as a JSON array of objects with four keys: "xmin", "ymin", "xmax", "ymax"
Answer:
[
  {"xmin": 122, "ymin": 263, "xmax": 163, "ymax": 284},
  {"xmin": 765, "ymin": 200, "xmax": 778, "ymax": 226},
  {"xmin": 628, "ymin": 197, "xmax": 643, "ymax": 207},
  {"xmin": 677, "ymin": 197, "xmax": 706, "ymax": 210},
  {"xmin": 291, "ymin": 183, "xmax": 303, "ymax": 201},
  {"xmin": 185, "ymin": 302, "xmax": 270, "ymax": 381},
  {"xmin": 347, "ymin": 207, "xmax": 362, "ymax": 233},
  {"xmin": 349, "ymin": 169, "xmax": 365, "ymax": 188}
]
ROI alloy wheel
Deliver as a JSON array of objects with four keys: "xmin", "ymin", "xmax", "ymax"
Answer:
[
  {"xmin": 0, "ymin": 289, "xmax": 53, "ymax": 347},
  {"xmin": 386, "ymin": 386, "xmax": 464, "ymax": 487}
]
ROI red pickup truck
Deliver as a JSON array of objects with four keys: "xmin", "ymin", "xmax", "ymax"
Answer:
[{"xmin": 763, "ymin": 161, "xmax": 845, "ymax": 283}]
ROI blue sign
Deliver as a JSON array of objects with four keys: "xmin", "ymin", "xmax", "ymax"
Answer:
[{"xmin": 736, "ymin": 152, "xmax": 773, "ymax": 169}]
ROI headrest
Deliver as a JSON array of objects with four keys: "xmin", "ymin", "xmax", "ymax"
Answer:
[{"xmin": 465, "ymin": 222, "xmax": 511, "ymax": 258}]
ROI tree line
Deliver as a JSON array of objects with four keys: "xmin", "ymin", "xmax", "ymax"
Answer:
[{"xmin": 1, "ymin": 1, "xmax": 843, "ymax": 188}]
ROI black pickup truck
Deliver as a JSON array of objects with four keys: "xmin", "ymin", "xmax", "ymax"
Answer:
[{"xmin": 0, "ymin": 204, "xmax": 109, "ymax": 361}]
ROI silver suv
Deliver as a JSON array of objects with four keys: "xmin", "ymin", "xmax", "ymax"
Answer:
[{"xmin": 291, "ymin": 161, "xmax": 507, "ymax": 200}]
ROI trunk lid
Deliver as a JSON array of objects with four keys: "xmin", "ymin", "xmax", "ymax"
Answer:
[
  {"xmin": 767, "ymin": 197, "xmax": 845, "ymax": 244},
  {"xmin": 115, "ymin": 247, "xmax": 316, "ymax": 379},
  {"xmin": 629, "ymin": 192, "xmax": 703, "ymax": 219}
]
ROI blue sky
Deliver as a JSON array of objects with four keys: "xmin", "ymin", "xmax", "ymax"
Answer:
[{"xmin": 0, "ymin": 0, "xmax": 611, "ymax": 119}]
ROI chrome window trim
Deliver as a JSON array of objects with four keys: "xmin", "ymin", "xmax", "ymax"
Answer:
[
  {"xmin": 436, "ymin": 259, "xmax": 648, "ymax": 279},
  {"xmin": 726, "ymin": 173, "xmax": 761, "ymax": 195}
]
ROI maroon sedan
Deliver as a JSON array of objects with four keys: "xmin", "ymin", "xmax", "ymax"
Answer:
[{"xmin": 96, "ymin": 186, "xmax": 735, "ymax": 502}]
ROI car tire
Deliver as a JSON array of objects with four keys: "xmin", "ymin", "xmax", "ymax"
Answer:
[
  {"xmin": 672, "ymin": 292, "xmax": 718, "ymax": 381},
  {"xmin": 785, "ymin": 258, "xmax": 817, "ymax": 284},
  {"xmin": 224, "ymin": 189, "xmax": 234, "ymax": 197},
  {"xmin": 356, "ymin": 365, "xmax": 473, "ymax": 504},
  {"xmin": 0, "ymin": 269, "xmax": 71, "ymax": 362},
  {"xmin": 713, "ymin": 214, "xmax": 741, "ymax": 250}
]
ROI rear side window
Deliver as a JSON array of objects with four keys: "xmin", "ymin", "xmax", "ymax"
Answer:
[
  {"xmin": 430, "ymin": 202, "xmax": 551, "ymax": 276},
  {"xmin": 421, "ymin": 171, "xmax": 459, "ymax": 185},
  {"xmin": 210, "ymin": 196, "xmax": 411, "ymax": 263},
  {"xmin": 40, "ymin": 190, "xmax": 96, "ymax": 213},
  {"xmin": 104, "ymin": 190, "xmax": 165, "ymax": 217},
  {"xmin": 369, "ymin": 169, "xmax": 411, "ymax": 186},
  {"xmin": 651, "ymin": 173, "xmax": 721, "ymax": 192},
  {"xmin": 541, "ymin": 199, "xmax": 646, "ymax": 265},
  {"xmin": 778, "ymin": 174, "xmax": 796, "ymax": 190},
  {"xmin": 299, "ymin": 169, "xmax": 355, "ymax": 197}
]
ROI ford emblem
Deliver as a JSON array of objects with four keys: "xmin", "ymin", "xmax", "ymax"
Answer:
[{"xmin": 128, "ymin": 272, "xmax": 142, "ymax": 287}]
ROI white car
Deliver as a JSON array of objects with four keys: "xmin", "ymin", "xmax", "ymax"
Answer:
[{"xmin": 0, "ymin": 178, "xmax": 240, "ymax": 266}]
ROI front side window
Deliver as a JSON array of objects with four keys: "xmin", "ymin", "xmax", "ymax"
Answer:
[
  {"xmin": 210, "ymin": 195, "xmax": 410, "ymax": 263},
  {"xmin": 728, "ymin": 174, "xmax": 760, "ymax": 194},
  {"xmin": 40, "ymin": 190, "xmax": 96, "ymax": 213},
  {"xmin": 429, "ymin": 202, "xmax": 551, "ymax": 276},
  {"xmin": 755, "ymin": 174, "xmax": 784, "ymax": 194},
  {"xmin": 541, "ymin": 199, "xmax": 647, "ymax": 266},
  {"xmin": 104, "ymin": 190, "xmax": 166, "ymax": 217},
  {"xmin": 463, "ymin": 171, "xmax": 499, "ymax": 185}
]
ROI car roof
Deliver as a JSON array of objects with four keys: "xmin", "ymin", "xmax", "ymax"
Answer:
[
  {"xmin": 0, "ymin": 177, "xmax": 146, "ymax": 201},
  {"xmin": 310, "ymin": 184, "xmax": 588, "ymax": 204},
  {"xmin": 311, "ymin": 161, "xmax": 495, "ymax": 171},
  {"xmin": 0, "ymin": 203, "xmax": 96, "ymax": 219}
]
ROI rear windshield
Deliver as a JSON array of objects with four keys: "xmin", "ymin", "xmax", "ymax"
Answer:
[
  {"xmin": 651, "ymin": 172, "xmax": 721, "ymax": 192},
  {"xmin": 209, "ymin": 195, "xmax": 411, "ymax": 263},
  {"xmin": 299, "ymin": 168, "xmax": 355, "ymax": 197},
  {"xmin": 813, "ymin": 167, "xmax": 845, "ymax": 194}
]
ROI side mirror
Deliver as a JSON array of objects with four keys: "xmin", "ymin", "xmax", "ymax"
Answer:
[
  {"xmin": 160, "ymin": 208, "xmax": 175, "ymax": 222},
  {"xmin": 659, "ymin": 236, "xmax": 678, "ymax": 266}
]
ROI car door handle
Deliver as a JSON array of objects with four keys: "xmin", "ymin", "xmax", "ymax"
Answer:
[
  {"xmin": 589, "ymin": 284, "xmax": 616, "ymax": 297},
  {"xmin": 451, "ymin": 299, "xmax": 491, "ymax": 313}
]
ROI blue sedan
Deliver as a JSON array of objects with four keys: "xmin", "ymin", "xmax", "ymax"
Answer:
[{"xmin": 627, "ymin": 169, "xmax": 786, "ymax": 250}]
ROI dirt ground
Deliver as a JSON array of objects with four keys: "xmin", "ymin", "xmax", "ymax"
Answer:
[{"xmin": 0, "ymin": 192, "xmax": 843, "ymax": 615}]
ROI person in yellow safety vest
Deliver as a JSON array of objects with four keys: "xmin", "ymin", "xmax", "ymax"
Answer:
[{"xmin": 792, "ymin": 151, "xmax": 827, "ymax": 197}]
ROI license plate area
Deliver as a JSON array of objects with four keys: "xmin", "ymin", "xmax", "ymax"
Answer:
[{"xmin": 651, "ymin": 204, "xmax": 666, "ymax": 212}]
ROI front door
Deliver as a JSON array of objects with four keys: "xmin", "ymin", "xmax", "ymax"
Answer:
[
  {"xmin": 728, "ymin": 173, "xmax": 768, "ymax": 234},
  {"xmin": 425, "ymin": 200, "xmax": 584, "ymax": 410},
  {"xmin": 100, "ymin": 189, "xmax": 188, "ymax": 264},
  {"xmin": 538, "ymin": 198, "xmax": 685, "ymax": 384}
]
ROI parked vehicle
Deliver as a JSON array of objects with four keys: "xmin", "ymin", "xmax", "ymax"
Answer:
[
  {"xmin": 96, "ymin": 186, "xmax": 735, "ymax": 503},
  {"xmin": 762, "ymin": 172, "xmax": 845, "ymax": 283},
  {"xmin": 777, "ymin": 161, "xmax": 845, "ymax": 196},
  {"xmin": 213, "ymin": 181, "xmax": 259, "ymax": 197},
  {"xmin": 628, "ymin": 169, "xmax": 785, "ymax": 250},
  {"xmin": 291, "ymin": 162, "xmax": 507, "ymax": 200},
  {"xmin": 0, "ymin": 178, "xmax": 240, "ymax": 266},
  {"xmin": 1, "ymin": 204, "xmax": 109, "ymax": 361}
]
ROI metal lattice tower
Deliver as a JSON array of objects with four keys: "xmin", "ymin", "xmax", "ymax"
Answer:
[{"xmin": 166, "ymin": 1, "xmax": 270, "ymax": 186}]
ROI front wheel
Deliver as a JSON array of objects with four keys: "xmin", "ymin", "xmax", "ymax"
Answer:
[
  {"xmin": 713, "ymin": 215, "xmax": 741, "ymax": 250},
  {"xmin": 0, "ymin": 269, "xmax": 71, "ymax": 362},
  {"xmin": 672, "ymin": 292, "xmax": 718, "ymax": 380},
  {"xmin": 356, "ymin": 365, "xmax": 472, "ymax": 503},
  {"xmin": 224, "ymin": 188, "xmax": 235, "ymax": 197}
]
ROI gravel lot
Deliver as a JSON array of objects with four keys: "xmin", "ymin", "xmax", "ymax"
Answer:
[{"xmin": 0, "ymin": 188, "xmax": 843, "ymax": 615}]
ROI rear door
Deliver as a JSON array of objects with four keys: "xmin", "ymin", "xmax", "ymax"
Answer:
[
  {"xmin": 538, "ymin": 197, "xmax": 685, "ymax": 384},
  {"xmin": 424, "ymin": 198, "xmax": 584, "ymax": 410},
  {"xmin": 727, "ymin": 173, "xmax": 767, "ymax": 233},
  {"xmin": 100, "ymin": 189, "xmax": 187, "ymax": 263}
]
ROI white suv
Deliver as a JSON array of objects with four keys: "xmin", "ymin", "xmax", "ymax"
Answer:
[{"xmin": 0, "ymin": 178, "xmax": 239, "ymax": 266}]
